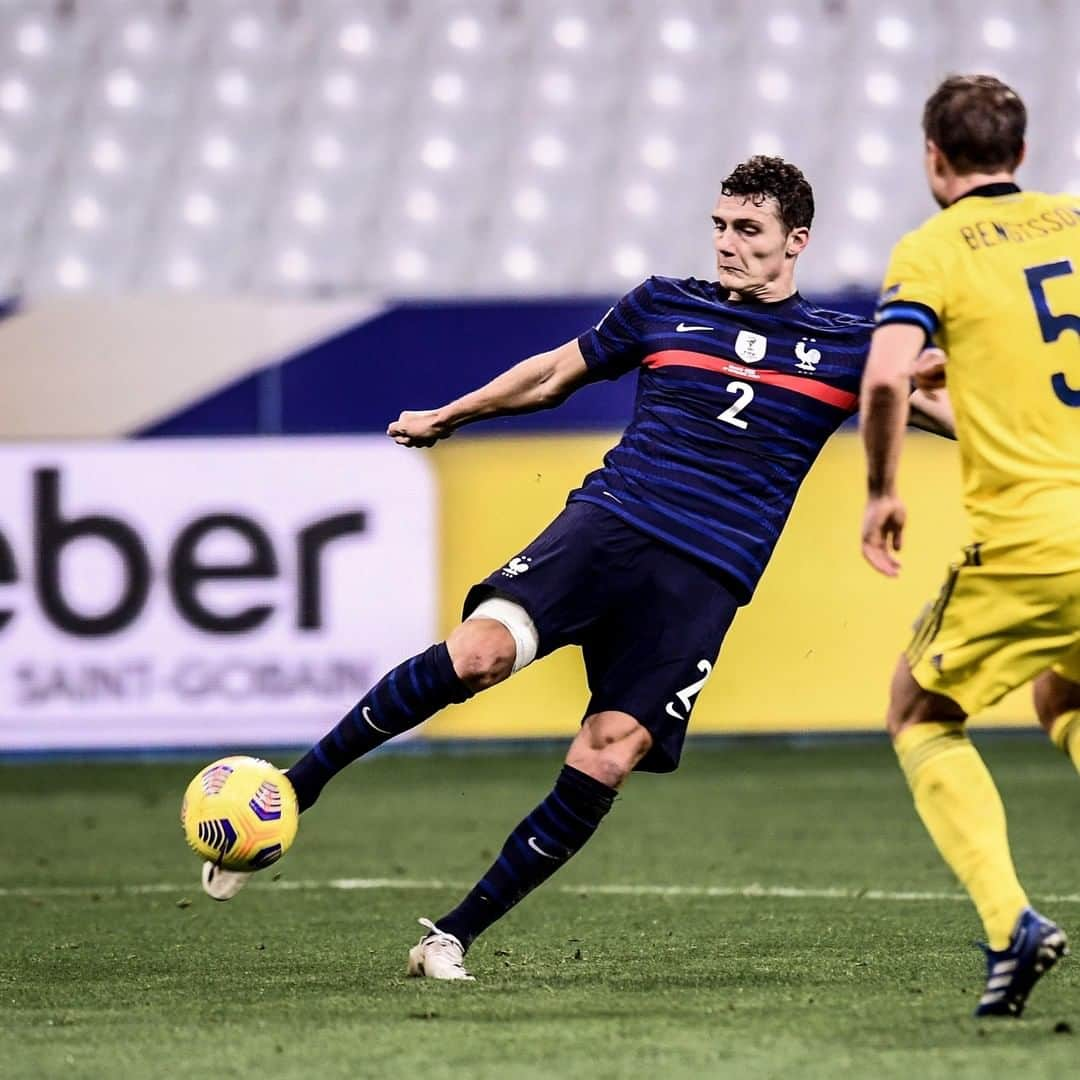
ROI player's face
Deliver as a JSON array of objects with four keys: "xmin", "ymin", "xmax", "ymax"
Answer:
[{"xmin": 710, "ymin": 194, "xmax": 808, "ymax": 294}]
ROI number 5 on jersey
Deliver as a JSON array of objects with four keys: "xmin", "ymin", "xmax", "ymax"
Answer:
[
  {"xmin": 718, "ymin": 381, "xmax": 754, "ymax": 429},
  {"xmin": 1024, "ymin": 259, "xmax": 1080, "ymax": 406}
]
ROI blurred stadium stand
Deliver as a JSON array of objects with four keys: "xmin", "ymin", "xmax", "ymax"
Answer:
[{"xmin": 0, "ymin": 0, "xmax": 1076, "ymax": 301}]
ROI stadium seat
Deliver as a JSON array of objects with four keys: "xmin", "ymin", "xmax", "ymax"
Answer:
[{"xmin": 3, "ymin": 0, "xmax": 1077, "ymax": 299}]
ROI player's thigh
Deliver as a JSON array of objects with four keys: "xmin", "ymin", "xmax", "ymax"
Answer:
[
  {"xmin": 460, "ymin": 501, "xmax": 650, "ymax": 658},
  {"xmin": 907, "ymin": 550, "xmax": 1080, "ymax": 716},
  {"xmin": 581, "ymin": 549, "xmax": 739, "ymax": 775}
]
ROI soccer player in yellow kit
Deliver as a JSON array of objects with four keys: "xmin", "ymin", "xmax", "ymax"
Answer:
[{"xmin": 860, "ymin": 74, "xmax": 1079, "ymax": 1017}]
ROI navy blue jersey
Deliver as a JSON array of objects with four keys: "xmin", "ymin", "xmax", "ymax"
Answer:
[{"xmin": 573, "ymin": 276, "xmax": 871, "ymax": 602}]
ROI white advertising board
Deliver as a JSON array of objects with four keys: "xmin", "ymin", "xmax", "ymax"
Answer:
[{"xmin": 0, "ymin": 438, "xmax": 437, "ymax": 751}]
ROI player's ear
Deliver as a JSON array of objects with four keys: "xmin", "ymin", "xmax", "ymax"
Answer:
[
  {"xmin": 925, "ymin": 140, "xmax": 946, "ymax": 179},
  {"xmin": 785, "ymin": 226, "xmax": 809, "ymax": 258}
]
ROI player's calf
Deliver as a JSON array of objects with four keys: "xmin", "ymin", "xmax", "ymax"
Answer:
[
  {"xmin": 285, "ymin": 614, "xmax": 531, "ymax": 812},
  {"xmin": 424, "ymin": 762, "xmax": 620, "ymax": 959},
  {"xmin": 284, "ymin": 640, "xmax": 478, "ymax": 811},
  {"xmin": 413, "ymin": 712, "xmax": 648, "ymax": 975}
]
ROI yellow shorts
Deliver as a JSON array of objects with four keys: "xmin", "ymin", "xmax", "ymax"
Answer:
[{"xmin": 907, "ymin": 542, "xmax": 1080, "ymax": 716}]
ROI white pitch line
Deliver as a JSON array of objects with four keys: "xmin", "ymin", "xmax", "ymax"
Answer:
[{"xmin": 2, "ymin": 877, "xmax": 1080, "ymax": 905}]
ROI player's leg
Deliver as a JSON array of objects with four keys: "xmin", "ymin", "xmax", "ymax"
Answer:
[
  {"xmin": 890, "ymin": 554, "xmax": 1072, "ymax": 1015},
  {"xmin": 407, "ymin": 535, "xmax": 741, "ymax": 979},
  {"xmin": 408, "ymin": 711, "xmax": 649, "ymax": 980},
  {"xmin": 205, "ymin": 503, "xmax": 609, "ymax": 901},
  {"xmin": 888, "ymin": 657, "xmax": 1030, "ymax": 950},
  {"xmin": 288, "ymin": 512, "xmax": 598, "ymax": 816},
  {"xmin": 1033, "ymin": 660, "xmax": 1080, "ymax": 772},
  {"xmin": 201, "ymin": 616, "xmax": 522, "ymax": 899},
  {"xmin": 286, "ymin": 613, "xmax": 524, "ymax": 812},
  {"xmin": 889, "ymin": 658, "xmax": 1067, "ymax": 1016}
]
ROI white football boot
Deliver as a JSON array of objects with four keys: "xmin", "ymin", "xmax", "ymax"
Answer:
[
  {"xmin": 201, "ymin": 860, "xmax": 253, "ymax": 901},
  {"xmin": 406, "ymin": 918, "xmax": 475, "ymax": 981}
]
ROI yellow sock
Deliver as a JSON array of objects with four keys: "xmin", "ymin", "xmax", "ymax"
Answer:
[
  {"xmin": 1050, "ymin": 711, "xmax": 1080, "ymax": 773},
  {"xmin": 894, "ymin": 722, "xmax": 1028, "ymax": 950}
]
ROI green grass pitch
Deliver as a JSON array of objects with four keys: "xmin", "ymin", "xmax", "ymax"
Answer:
[{"xmin": 2, "ymin": 738, "xmax": 1078, "ymax": 1079}]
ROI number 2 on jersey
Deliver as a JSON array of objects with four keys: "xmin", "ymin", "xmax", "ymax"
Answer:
[
  {"xmin": 718, "ymin": 381, "xmax": 754, "ymax": 429},
  {"xmin": 1024, "ymin": 259, "xmax": 1080, "ymax": 406}
]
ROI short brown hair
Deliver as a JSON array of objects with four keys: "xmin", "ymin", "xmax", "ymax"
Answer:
[
  {"xmin": 922, "ymin": 74, "xmax": 1026, "ymax": 173},
  {"xmin": 720, "ymin": 156, "xmax": 814, "ymax": 232}
]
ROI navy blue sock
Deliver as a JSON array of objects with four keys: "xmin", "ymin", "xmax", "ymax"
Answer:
[
  {"xmin": 286, "ymin": 643, "xmax": 471, "ymax": 811},
  {"xmin": 435, "ymin": 765, "xmax": 616, "ymax": 950}
]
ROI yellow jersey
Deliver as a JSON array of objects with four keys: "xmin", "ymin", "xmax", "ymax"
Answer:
[{"xmin": 877, "ymin": 184, "xmax": 1080, "ymax": 570}]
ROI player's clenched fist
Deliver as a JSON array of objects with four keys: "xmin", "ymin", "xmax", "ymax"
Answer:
[{"xmin": 387, "ymin": 409, "xmax": 451, "ymax": 447}]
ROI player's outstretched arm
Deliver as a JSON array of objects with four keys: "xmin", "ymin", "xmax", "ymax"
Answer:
[
  {"xmin": 860, "ymin": 322, "xmax": 925, "ymax": 576},
  {"xmin": 387, "ymin": 339, "xmax": 593, "ymax": 448}
]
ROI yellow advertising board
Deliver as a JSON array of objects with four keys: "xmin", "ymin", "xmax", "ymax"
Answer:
[{"xmin": 426, "ymin": 431, "xmax": 1037, "ymax": 740}]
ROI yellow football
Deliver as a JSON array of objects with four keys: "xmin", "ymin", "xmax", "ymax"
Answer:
[{"xmin": 180, "ymin": 756, "xmax": 299, "ymax": 872}]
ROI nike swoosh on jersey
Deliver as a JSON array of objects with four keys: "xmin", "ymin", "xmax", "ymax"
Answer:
[{"xmin": 675, "ymin": 322, "xmax": 714, "ymax": 332}]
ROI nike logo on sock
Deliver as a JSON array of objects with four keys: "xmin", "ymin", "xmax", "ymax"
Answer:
[
  {"xmin": 527, "ymin": 836, "xmax": 559, "ymax": 859},
  {"xmin": 361, "ymin": 706, "xmax": 393, "ymax": 735}
]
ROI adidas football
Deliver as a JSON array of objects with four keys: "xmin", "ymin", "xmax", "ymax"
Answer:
[{"xmin": 180, "ymin": 756, "xmax": 299, "ymax": 872}]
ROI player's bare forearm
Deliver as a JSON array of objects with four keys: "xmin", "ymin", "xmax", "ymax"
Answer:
[
  {"xmin": 859, "ymin": 323, "xmax": 926, "ymax": 576},
  {"xmin": 443, "ymin": 340, "xmax": 591, "ymax": 425},
  {"xmin": 387, "ymin": 339, "xmax": 593, "ymax": 447},
  {"xmin": 862, "ymin": 382, "xmax": 908, "ymax": 496}
]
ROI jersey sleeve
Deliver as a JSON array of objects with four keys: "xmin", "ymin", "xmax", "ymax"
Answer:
[
  {"xmin": 875, "ymin": 230, "xmax": 948, "ymax": 343},
  {"xmin": 576, "ymin": 279, "xmax": 656, "ymax": 379}
]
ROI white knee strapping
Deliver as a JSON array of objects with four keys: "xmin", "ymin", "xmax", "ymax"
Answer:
[{"xmin": 467, "ymin": 597, "xmax": 539, "ymax": 674}]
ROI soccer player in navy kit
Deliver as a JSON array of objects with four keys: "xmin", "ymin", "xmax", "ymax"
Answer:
[{"xmin": 201, "ymin": 157, "xmax": 953, "ymax": 979}]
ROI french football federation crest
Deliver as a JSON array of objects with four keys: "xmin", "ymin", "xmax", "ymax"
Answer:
[
  {"xmin": 794, "ymin": 338, "xmax": 821, "ymax": 372},
  {"xmin": 734, "ymin": 330, "xmax": 767, "ymax": 364}
]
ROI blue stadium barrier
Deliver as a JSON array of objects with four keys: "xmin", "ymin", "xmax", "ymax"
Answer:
[{"xmin": 141, "ymin": 291, "xmax": 877, "ymax": 437}]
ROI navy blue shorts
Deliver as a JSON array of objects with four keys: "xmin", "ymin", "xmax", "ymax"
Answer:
[{"xmin": 463, "ymin": 501, "xmax": 740, "ymax": 773}]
